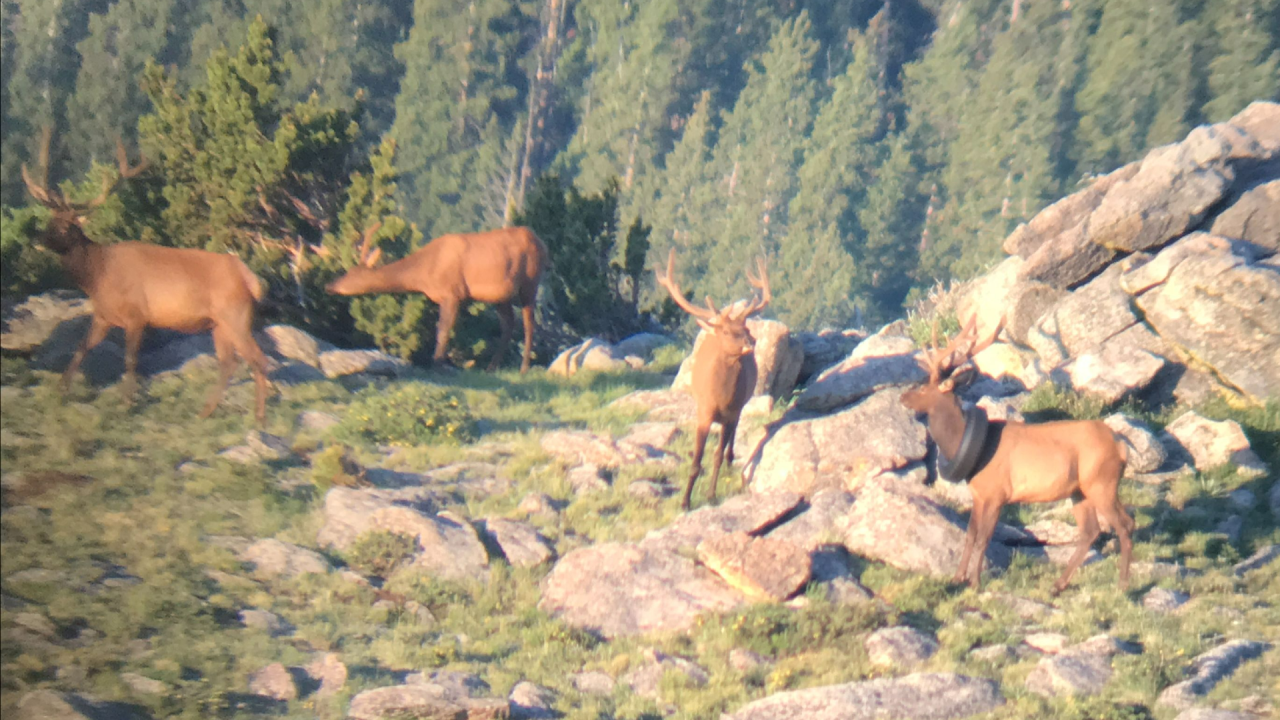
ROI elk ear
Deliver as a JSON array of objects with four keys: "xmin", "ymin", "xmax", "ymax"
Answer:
[
  {"xmin": 364, "ymin": 247, "xmax": 383, "ymax": 268},
  {"xmin": 696, "ymin": 318, "xmax": 717, "ymax": 333}
]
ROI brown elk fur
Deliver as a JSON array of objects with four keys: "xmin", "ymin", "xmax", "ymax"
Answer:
[
  {"xmin": 901, "ymin": 316, "xmax": 1133, "ymax": 594},
  {"xmin": 655, "ymin": 249, "xmax": 770, "ymax": 510},
  {"xmin": 21, "ymin": 131, "xmax": 270, "ymax": 424},
  {"xmin": 326, "ymin": 227, "xmax": 547, "ymax": 373}
]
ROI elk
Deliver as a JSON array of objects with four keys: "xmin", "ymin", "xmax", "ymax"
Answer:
[
  {"xmin": 901, "ymin": 316, "xmax": 1133, "ymax": 595},
  {"xmin": 21, "ymin": 129, "xmax": 270, "ymax": 424},
  {"xmin": 325, "ymin": 226, "xmax": 547, "ymax": 373},
  {"xmin": 655, "ymin": 249, "xmax": 771, "ymax": 510}
]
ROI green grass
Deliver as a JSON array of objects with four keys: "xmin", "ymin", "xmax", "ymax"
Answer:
[{"xmin": 2, "ymin": 352, "xmax": 1277, "ymax": 720}]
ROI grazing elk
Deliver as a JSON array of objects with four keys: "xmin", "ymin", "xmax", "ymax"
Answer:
[
  {"xmin": 325, "ymin": 226, "xmax": 547, "ymax": 373},
  {"xmin": 655, "ymin": 249, "xmax": 771, "ymax": 510},
  {"xmin": 901, "ymin": 316, "xmax": 1133, "ymax": 594},
  {"xmin": 21, "ymin": 130, "xmax": 270, "ymax": 424}
]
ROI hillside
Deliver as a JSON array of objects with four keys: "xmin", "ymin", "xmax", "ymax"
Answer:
[{"xmin": 2, "ymin": 103, "xmax": 1278, "ymax": 720}]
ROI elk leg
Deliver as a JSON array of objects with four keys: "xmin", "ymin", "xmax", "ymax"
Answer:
[
  {"xmin": 519, "ymin": 304, "xmax": 536, "ymax": 374},
  {"xmin": 232, "ymin": 330, "xmax": 270, "ymax": 426},
  {"xmin": 952, "ymin": 501, "xmax": 982, "ymax": 585},
  {"xmin": 707, "ymin": 420, "xmax": 736, "ymax": 504},
  {"xmin": 433, "ymin": 298, "xmax": 460, "ymax": 367},
  {"xmin": 1097, "ymin": 501, "xmax": 1135, "ymax": 591},
  {"xmin": 120, "ymin": 325, "xmax": 145, "ymax": 405},
  {"xmin": 200, "ymin": 326, "xmax": 238, "ymax": 419},
  {"xmin": 1053, "ymin": 499, "xmax": 1101, "ymax": 595},
  {"xmin": 967, "ymin": 500, "xmax": 1003, "ymax": 590},
  {"xmin": 683, "ymin": 423, "xmax": 709, "ymax": 511},
  {"xmin": 487, "ymin": 302, "xmax": 516, "ymax": 373},
  {"xmin": 61, "ymin": 316, "xmax": 112, "ymax": 391}
]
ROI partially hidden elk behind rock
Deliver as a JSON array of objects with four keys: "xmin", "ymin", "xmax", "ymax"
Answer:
[
  {"xmin": 20, "ymin": 127, "xmax": 271, "ymax": 424},
  {"xmin": 901, "ymin": 315, "xmax": 1134, "ymax": 595},
  {"xmin": 325, "ymin": 226, "xmax": 547, "ymax": 373},
  {"xmin": 655, "ymin": 249, "xmax": 771, "ymax": 510}
]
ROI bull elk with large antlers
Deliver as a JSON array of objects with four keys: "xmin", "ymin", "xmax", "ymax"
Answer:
[
  {"xmin": 655, "ymin": 249, "xmax": 771, "ymax": 510},
  {"xmin": 21, "ymin": 128, "xmax": 270, "ymax": 423},
  {"xmin": 901, "ymin": 316, "xmax": 1133, "ymax": 594},
  {"xmin": 325, "ymin": 226, "xmax": 547, "ymax": 373}
]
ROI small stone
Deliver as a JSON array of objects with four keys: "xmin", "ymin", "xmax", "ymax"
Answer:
[
  {"xmin": 970, "ymin": 645, "xmax": 1016, "ymax": 663},
  {"xmin": 696, "ymin": 532, "xmax": 811, "ymax": 602},
  {"xmin": 517, "ymin": 491, "xmax": 557, "ymax": 517},
  {"xmin": 297, "ymin": 410, "xmax": 341, "ymax": 432},
  {"xmin": 238, "ymin": 538, "xmax": 331, "ymax": 580},
  {"xmin": 483, "ymin": 518, "xmax": 554, "ymax": 568},
  {"xmin": 621, "ymin": 649, "xmax": 710, "ymax": 699},
  {"xmin": 509, "ymin": 680, "xmax": 556, "ymax": 719},
  {"xmin": 121, "ymin": 672, "xmax": 168, "ymax": 695},
  {"xmin": 570, "ymin": 671, "xmax": 615, "ymax": 696},
  {"xmin": 218, "ymin": 445, "xmax": 259, "ymax": 464},
  {"xmin": 1068, "ymin": 634, "xmax": 1141, "ymax": 657},
  {"xmin": 729, "ymin": 648, "xmax": 771, "ymax": 672},
  {"xmin": 566, "ymin": 464, "xmax": 610, "ymax": 494},
  {"xmin": 1226, "ymin": 488, "xmax": 1256, "ymax": 511},
  {"xmin": 238, "ymin": 608, "xmax": 293, "ymax": 637},
  {"xmin": 1024, "ymin": 632, "xmax": 1071, "ymax": 654},
  {"xmin": 1026, "ymin": 653, "xmax": 1112, "ymax": 697},
  {"xmin": 1103, "ymin": 414, "xmax": 1168, "ymax": 474},
  {"xmin": 865, "ymin": 626, "xmax": 939, "ymax": 669},
  {"xmin": 304, "ymin": 653, "xmax": 347, "ymax": 697},
  {"xmin": 627, "ymin": 479, "xmax": 672, "ymax": 501},
  {"xmin": 248, "ymin": 662, "xmax": 297, "ymax": 701},
  {"xmin": 1143, "ymin": 586, "xmax": 1190, "ymax": 613},
  {"xmin": 246, "ymin": 430, "xmax": 293, "ymax": 461},
  {"xmin": 1164, "ymin": 412, "xmax": 1268, "ymax": 477}
]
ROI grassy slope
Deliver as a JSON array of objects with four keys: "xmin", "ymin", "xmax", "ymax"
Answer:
[{"xmin": 0, "ymin": 351, "xmax": 1277, "ymax": 720}]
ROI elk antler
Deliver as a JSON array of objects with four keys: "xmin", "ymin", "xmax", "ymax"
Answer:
[
  {"xmin": 917, "ymin": 314, "xmax": 1004, "ymax": 385},
  {"xmin": 21, "ymin": 126, "xmax": 59, "ymax": 208},
  {"xmin": 655, "ymin": 248, "xmax": 717, "ymax": 322},
  {"xmin": 77, "ymin": 137, "xmax": 149, "ymax": 210},
  {"xmin": 737, "ymin": 256, "xmax": 771, "ymax": 319},
  {"xmin": 357, "ymin": 220, "xmax": 384, "ymax": 267}
]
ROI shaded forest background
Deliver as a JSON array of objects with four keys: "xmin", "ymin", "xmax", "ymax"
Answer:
[{"xmin": 1, "ymin": 0, "xmax": 1277, "ymax": 361}]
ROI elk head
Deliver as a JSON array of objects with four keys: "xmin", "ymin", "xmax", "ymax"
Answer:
[
  {"xmin": 324, "ymin": 221, "xmax": 385, "ymax": 295},
  {"xmin": 21, "ymin": 126, "xmax": 148, "ymax": 254},
  {"xmin": 901, "ymin": 314, "xmax": 1003, "ymax": 415},
  {"xmin": 654, "ymin": 248, "xmax": 770, "ymax": 356}
]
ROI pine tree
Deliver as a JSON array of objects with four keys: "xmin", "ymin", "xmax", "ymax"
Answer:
[
  {"xmin": 927, "ymin": 0, "xmax": 1063, "ymax": 280},
  {"xmin": 857, "ymin": 131, "xmax": 923, "ymax": 323},
  {"xmin": 1074, "ymin": 0, "xmax": 1196, "ymax": 174},
  {"xmin": 1202, "ymin": 0, "xmax": 1280, "ymax": 121},
  {"xmin": 773, "ymin": 30, "xmax": 883, "ymax": 330},
  {"xmin": 66, "ymin": 0, "xmax": 176, "ymax": 174},
  {"xmin": 390, "ymin": 0, "xmax": 531, "ymax": 238},
  {"xmin": 691, "ymin": 12, "xmax": 821, "ymax": 305}
]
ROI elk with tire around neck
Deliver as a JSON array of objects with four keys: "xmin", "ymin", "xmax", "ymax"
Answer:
[
  {"xmin": 654, "ymin": 249, "xmax": 771, "ymax": 510},
  {"xmin": 20, "ymin": 127, "xmax": 271, "ymax": 424},
  {"xmin": 325, "ymin": 225, "xmax": 547, "ymax": 374},
  {"xmin": 900, "ymin": 315, "xmax": 1134, "ymax": 595}
]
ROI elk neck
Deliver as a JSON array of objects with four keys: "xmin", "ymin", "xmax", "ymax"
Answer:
[
  {"xmin": 55, "ymin": 238, "xmax": 104, "ymax": 295},
  {"xmin": 924, "ymin": 395, "xmax": 967, "ymax": 462}
]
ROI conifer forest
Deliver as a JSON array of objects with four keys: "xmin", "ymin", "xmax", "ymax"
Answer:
[{"xmin": 2, "ymin": 0, "xmax": 1278, "ymax": 357}]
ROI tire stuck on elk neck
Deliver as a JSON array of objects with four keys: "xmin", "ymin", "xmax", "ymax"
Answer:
[
  {"xmin": 655, "ymin": 249, "xmax": 771, "ymax": 511},
  {"xmin": 901, "ymin": 315, "xmax": 1135, "ymax": 595}
]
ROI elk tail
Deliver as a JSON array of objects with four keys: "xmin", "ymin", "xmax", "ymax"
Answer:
[{"xmin": 235, "ymin": 257, "xmax": 266, "ymax": 302}]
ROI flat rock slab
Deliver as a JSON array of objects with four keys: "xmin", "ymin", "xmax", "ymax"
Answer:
[
  {"xmin": 794, "ymin": 327, "xmax": 924, "ymax": 413},
  {"xmin": 238, "ymin": 538, "xmax": 331, "ymax": 580},
  {"xmin": 1174, "ymin": 710, "xmax": 1257, "ymax": 720},
  {"xmin": 1157, "ymin": 639, "xmax": 1272, "ymax": 710},
  {"xmin": 1026, "ymin": 653, "xmax": 1112, "ymax": 697},
  {"xmin": 317, "ymin": 349, "xmax": 408, "ymax": 379},
  {"xmin": 481, "ymin": 518, "xmax": 554, "ymax": 568},
  {"xmin": 347, "ymin": 683, "xmax": 508, "ymax": 719},
  {"xmin": 538, "ymin": 542, "xmax": 744, "ymax": 638},
  {"xmin": 608, "ymin": 389, "xmax": 696, "ymax": 423},
  {"xmin": 764, "ymin": 490, "xmax": 857, "ymax": 552},
  {"xmin": 316, "ymin": 485, "xmax": 445, "ymax": 550},
  {"xmin": 1143, "ymin": 587, "xmax": 1190, "ymax": 613},
  {"xmin": 641, "ymin": 491, "xmax": 802, "ymax": 554},
  {"xmin": 367, "ymin": 507, "xmax": 490, "ymax": 582},
  {"xmin": 620, "ymin": 648, "xmax": 710, "ymax": 699},
  {"xmin": 865, "ymin": 626, "xmax": 939, "ymax": 669},
  {"xmin": 696, "ymin": 532, "xmax": 811, "ymax": 602},
  {"xmin": 840, "ymin": 478, "xmax": 1010, "ymax": 578},
  {"xmin": 723, "ymin": 672, "xmax": 1003, "ymax": 720},
  {"xmin": 1057, "ymin": 342, "xmax": 1165, "ymax": 405},
  {"xmin": 1026, "ymin": 263, "xmax": 1137, "ymax": 369},
  {"xmin": 750, "ymin": 389, "xmax": 927, "ymax": 496},
  {"xmin": 541, "ymin": 429, "xmax": 676, "ymax": 469}
]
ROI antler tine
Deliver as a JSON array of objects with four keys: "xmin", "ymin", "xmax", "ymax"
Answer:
[
  {"xmin": 21, "ymin": 126, "xmax": 59, "ymax": 208},
  {"xmin": 742, "ymin": 256, "xmax": 772, "ymax": 317},
  {"xmin": 80, "ymin": 135, "xmax": 149, "ymax": 210},
  {"xmin": 357, "ymin": 220, "xmax": 384, "ymax": 267},
  {"xmin": 654, "ymin": 248, "xmax": 717, "ymax": 321},
  {"xmin": 936, "ymin": 314, "xmax": 983, "ymax": 377}
]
